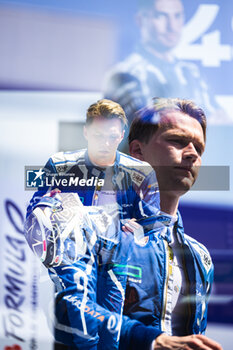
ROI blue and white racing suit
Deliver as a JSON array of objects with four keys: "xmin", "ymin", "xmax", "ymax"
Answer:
[
  {"xmin": 118, "ymin": 212, "xmax": 214, "ymax": 350},
  {"xmin": 25, "ymin": 192, "xmax": 136, "ymax": 349},
  {"xmin": 25, "ymin": 150, "xmax": 160, "ymax": 349},
  {"xmin": 26, "ymin": 149, "xmax": 160, "ymax": 221}
]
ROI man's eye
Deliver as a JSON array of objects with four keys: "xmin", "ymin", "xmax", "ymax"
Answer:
[
  {"xmin": 169, "ymin": 139, "xmax": 182, "ymax": 144},
  {"xmin": 152, "ymin": 11, "xmax": 166, "ymax": 21},
  {"xmin": 175, "ymin": 12, "xmax": 184, "ymax": 20},
  {"xmin": 195, "ymin": 146, "xmax": 203, "ymax": 155}
]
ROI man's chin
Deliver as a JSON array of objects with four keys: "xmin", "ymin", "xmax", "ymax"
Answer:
[
  {"xmin": 177, "ymin": 178, "xmax": 194, "ymax": 192},
  {"xmin": 95, "ymin": 156, "xmax": 114, "ymax": 167},
  {"xmin": 154, "ymin": 36, "xmax": 180, "ymax": 51},
  {"xmin": 160, "ymin": 178, "xmax": 194, "ymax": 192}
]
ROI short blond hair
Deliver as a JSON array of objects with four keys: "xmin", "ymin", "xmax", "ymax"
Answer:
[{"xmin": 86, "ymin": 99, "xmax": 127, "ymax": 130}]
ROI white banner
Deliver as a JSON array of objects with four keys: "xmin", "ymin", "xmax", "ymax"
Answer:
[{"xmin": 0, "ymin": 91, "xmax": 100, "ymax": 349}]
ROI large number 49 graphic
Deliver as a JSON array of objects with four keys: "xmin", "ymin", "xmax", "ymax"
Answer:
[{"xmin": 174, "ymin": 4, "xmax": 232, "ymax": 67}]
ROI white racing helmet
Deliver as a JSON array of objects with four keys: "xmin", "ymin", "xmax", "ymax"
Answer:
[{"xmin": 25, "ymin": 192, "xmax": 96, "ymax": 267}]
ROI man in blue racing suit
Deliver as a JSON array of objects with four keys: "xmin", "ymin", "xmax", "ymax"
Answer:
[
  {"xmin": 119, "ymin": 97, "xmax": 222, "ymax": 350},
  {"xmin": 27, "ymin": 99, "xmax": 159, "ymax": 222},
  {"xmin": 25, "ymin": 99, "xmax": 160, "ymax": 349},
  {"xmin": 25, "ymin": 191, "xmax": 137, "ymax": 349},
  {"xmin": 103, "ymin": 0, "xmax": 228, "ymax": 153}
]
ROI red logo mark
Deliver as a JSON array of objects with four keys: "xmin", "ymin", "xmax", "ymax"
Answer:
[{"xmin": 4, "ymin": 345, "xmax": 22, "ymax": 350}]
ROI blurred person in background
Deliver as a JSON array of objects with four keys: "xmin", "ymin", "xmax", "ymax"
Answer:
[{"xmin": 104, "ymin": 0, "xmax": 225, "ymax": 152}]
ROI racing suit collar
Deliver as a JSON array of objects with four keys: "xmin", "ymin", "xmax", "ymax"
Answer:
[
  {"xmin": 175, "ymin": 210, "xmax": 186, "ymax": 244},
  {"xmin": 136, "ymin": 44, "xmax": 178, "ymax": 67},
  {"xmin": 156, "ymin": 212, "xmax": 177, "ymax": 244},
  {"xmin": 153, "ymin": 211, "xmax": 185, "ymax": 244},
  {"xmin": 136, "ymin": 213, "xmax": 177, "ymax": 243}
]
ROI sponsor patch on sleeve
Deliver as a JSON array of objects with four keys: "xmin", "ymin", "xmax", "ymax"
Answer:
[
  {"xmin": 131, "ymin": 171, "xmax": 145, "ymax": 186},
  {"xmin": 193, "ymin": 243, "xmax": 212, "ymax": 274}
]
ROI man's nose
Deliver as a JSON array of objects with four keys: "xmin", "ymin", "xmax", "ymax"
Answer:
[
  {"xmin": 103, "ymin": 137, "xmax": 110, "ymax": 146},
  {"xmin": 183, "ymin": 142, "xmax": 198, "ymax": 161},
  {"xmin": 167, "ymin": 15, "xmax": 180, "ymax": 32}
]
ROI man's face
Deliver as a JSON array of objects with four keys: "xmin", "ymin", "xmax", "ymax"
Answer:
[
  {"xmin": 84, "ymin": 117, "xmax": 124, "ymax": 167},
  {"xmin": 141, "ymin": 0, "xmax": 184, "ymax": 51},
  {"xmin": 133, "ymin": 111, "xmax": 205, "ymax": 195}
]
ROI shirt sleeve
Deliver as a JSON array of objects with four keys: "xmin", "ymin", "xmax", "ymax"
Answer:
[
  {"xmin": 119, "ymin": 315, "xmax": 163, "ymax": 350},
  {"xmin": 24, "ymin": 192, "xmax": 132, "ymax": 350}
]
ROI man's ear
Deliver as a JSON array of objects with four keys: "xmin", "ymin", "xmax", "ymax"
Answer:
[
  {"xmin": 120, "ymin": 129, "xmax": 125, "ymax": 143},
  {"xmin": 129, "ymin": 140, "xmax": 145, "ymax": 161},
  {"xmin": 83, "ymin": 125, "xmax": 88, "ymax": 140},
  {"xmin": 135, "ymin": 10, "xmax": 149, "ymax": 33}
]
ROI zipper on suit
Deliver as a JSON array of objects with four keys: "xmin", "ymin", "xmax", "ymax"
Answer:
[
  {"xmin": 161, "ymin": 239, "xmax": 171, "ymax": 332},
  {"xmin": 181, "ymin": 243, "xmax": 192, "ymax": 334}
]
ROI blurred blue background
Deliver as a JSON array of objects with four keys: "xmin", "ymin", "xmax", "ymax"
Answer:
[{"xmin": 0, "ymin": 0, "xmax": 232, "ymax": 348}]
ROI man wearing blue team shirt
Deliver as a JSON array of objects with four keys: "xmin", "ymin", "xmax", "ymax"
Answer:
[
  {"xmin": 25, "ymin": 99, "xmax": 160, "ymax": 350},
  {"xmin": 119, "ymin": 97, "xmax": 222, "ymax": 350}
]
